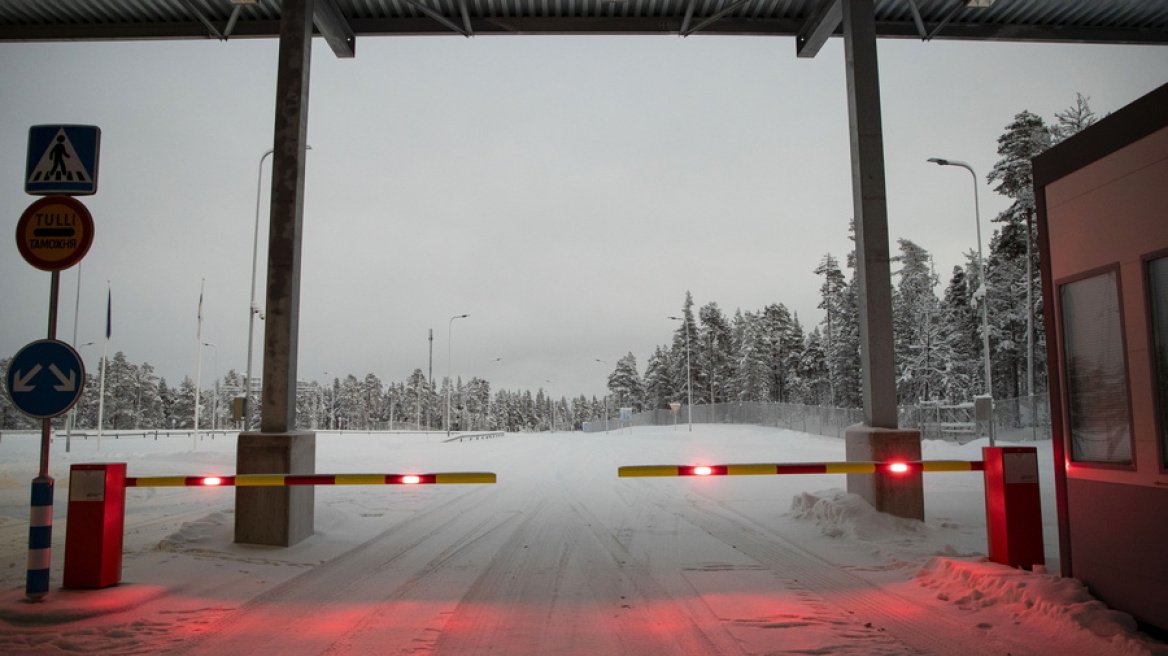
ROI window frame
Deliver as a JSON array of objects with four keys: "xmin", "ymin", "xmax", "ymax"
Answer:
[
  {"xmin": 1143, "ymin": 249, "xmax": 1168, "ymax": 472},
  {"xmin": 1056, "ymin": 263, "xmax": 1136, "ymax": 468}
]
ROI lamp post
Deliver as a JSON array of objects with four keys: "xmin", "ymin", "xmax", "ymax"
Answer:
[
  {"xmin": 668, "ymin": 316, "xmax": 693, "ymax": 432},
  {"xmin": 446, "ymin": 314, "xmax": 469, "ymax": 436},
  {"xmin": 245, "ymin": 148, "xmax": 272, "ymax": 433},
  {"xmin": 246, "ymin": 145, "xmax": 309, "ymax": 432},
  {"xmin": 595, "ymin": 359, "xmax": 610, "ymax": 434},
  {"xmin": 928, "ymin": 157, "xmax": 995, "ymax": 445}
]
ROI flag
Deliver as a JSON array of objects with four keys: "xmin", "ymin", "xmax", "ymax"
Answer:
[
  {"xmin": 105, "ymin": 288, "xmax": 111, "ymax": 340},
  {"xmin": 196, "ymin": 279, "xmax": 204, "ymax": 340}
]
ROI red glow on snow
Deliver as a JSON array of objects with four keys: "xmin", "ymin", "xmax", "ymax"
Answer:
[{"xmin": 402, "ymin": 474, "xmax": 422, "ymax": 485}]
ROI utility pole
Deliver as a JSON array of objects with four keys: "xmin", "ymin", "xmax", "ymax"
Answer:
[{"xmin": 427, "ymin": 328, "xmax": 433, "ymax": 430}]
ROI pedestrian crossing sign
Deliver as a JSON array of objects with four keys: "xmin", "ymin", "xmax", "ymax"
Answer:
[{"xmin": 25, "ymin": 125, "xmax": 101, "ymax": 196}]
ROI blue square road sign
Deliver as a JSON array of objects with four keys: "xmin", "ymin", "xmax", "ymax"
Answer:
[{"xmin": 26, "ymin": 125, "xmax": 101, "ymax": 196}]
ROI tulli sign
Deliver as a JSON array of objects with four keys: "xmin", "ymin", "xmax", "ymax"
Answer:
[{"xmin": 15, "ymin": 195, "xmax": 94, "ymax": 271}]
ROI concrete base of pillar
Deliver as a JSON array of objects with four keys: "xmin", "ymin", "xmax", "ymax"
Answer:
[
  {"xmin": 235, "ymin": 430, "xmax": 316, "ymax": 546},
  {"xmin": 845, "ymin": 424, "xmax": 924, "ymax": 521}
]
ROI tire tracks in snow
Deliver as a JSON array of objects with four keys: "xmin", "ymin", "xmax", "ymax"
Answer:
[
  {"xmin": 655, "ymin": 483, "xmax": 1083, "ymax": 656},
  {"xmin": 426, "ymin": 441, "xmax": 745, "ymax": 656},
  {"xmin": 170, "ymin": 484, "xmax": 525, "ymax": 656}
]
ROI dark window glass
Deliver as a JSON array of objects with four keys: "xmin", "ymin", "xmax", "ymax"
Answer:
[{"xmin": 1060, "ymin": 270, "xmax": 1132, "ymax": 463}]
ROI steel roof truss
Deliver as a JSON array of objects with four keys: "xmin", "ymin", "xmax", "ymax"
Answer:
[
  {"xmin": 926, "ymin": 0, "xmax": 966, "ymax": 41},
  {"xmin": 904, "ymin": 0, "xmax": 928, "ymax": 39},
  {"xmin": 681, "ymin": 0, "xmax": 752, "ymax": 37},
  {"xmin": 796, "ymin": 0, "xmax": 841, "ymax": 58},
  {"xmin": 680, "ymin": 0, "xmax": 697, "ymax": 35},
  {"xmin": 314, "ymin": 0, "xmax": 357, "ymax": 56},
  {"xmin": 175, "ymin": 0, "xmax": 226, "ymax": 40},
  {"xmin": 404, "ymin": 0, "xmax": 474, "ymax": 36},
  {"xmin": 459, "ymin": 0, "xmax": 475, "ymax": 36}
]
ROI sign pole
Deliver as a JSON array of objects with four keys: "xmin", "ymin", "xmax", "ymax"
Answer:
[
  {"xmin": 15, "ymin": 125, "xmax": 100, "ymax": 602},
  {"xmin": 27, "ymin": 271, "xmax": 61, "ymax": 601}
]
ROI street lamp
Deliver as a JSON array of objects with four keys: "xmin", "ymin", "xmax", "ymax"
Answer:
[
  {"xmin": 595, "ymin": 359, "xmax": 610, "ymax": 434},
  {"xmin": 668, "ymin": 316, "xmax": 693, "ymax": 432},
  {"xmin": 928, "ymin": 157, "xmax": 994, "ymax": 444},
  {"xmin": 246, "ymin": 145, "xmax": 309, "ymax": 432},
  {"xmin": 446, "ymin": 313, "xmax": 469, "ymax": 436}
]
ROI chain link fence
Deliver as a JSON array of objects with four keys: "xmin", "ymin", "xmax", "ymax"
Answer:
[{"xmin": 584, "ymin": 394, "xmax": 1051, "ymax": 443}]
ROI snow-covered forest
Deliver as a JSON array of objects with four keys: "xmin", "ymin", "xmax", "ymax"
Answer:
[{"xmin": 1, "ymin": 96, "xmax": 1098, "ymax": 434}]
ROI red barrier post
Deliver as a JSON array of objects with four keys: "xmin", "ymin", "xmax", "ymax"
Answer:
[
  {"xmin": 982, "ymin": 447, "xmax": 1044, "ymax": 569},
  {"xmin": 64, "ymin": 463, "xmax": 126, "ymax": 588}
]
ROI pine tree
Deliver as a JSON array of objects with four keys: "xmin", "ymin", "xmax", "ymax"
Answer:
[
  {"xmin": 643, "ymin": 346, "xmax": 675, "ymax": 410},
  {"xmin": 987, "ymin": 110, "xmax": 1050, "ymax": 260},
  {"xmin": 607, "ymin": 352, "xmax": 645, "ymax": 411},
  {"xmin": 733, "ymin": 311, "xmax": 770, "ymax": 403},
  {"xmin": 1051, "ymin": 93, "xmax": 1099, "ymax": 145},
  {"xmin": 815, "ymin": 251, "xmax": 861, "ymax": 408},
  {"xmin": 938, "ymin": 262, "xmax": 981, "ymax": 401},
  {"xmin": 670, "ymin": 292, "xmax": 699, "ymax": 406},
  {"xmin": 892, "ymin": 239, "xmax": 941, "ymax": 403},
  {"xmin": 698, "ymin": 302, "xmax": 734, "ymax": 405}
]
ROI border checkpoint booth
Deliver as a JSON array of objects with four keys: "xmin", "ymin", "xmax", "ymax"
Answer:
[{"xmin": 1033, "ymin": 81, "xmax": 1168, "ymax": 633}]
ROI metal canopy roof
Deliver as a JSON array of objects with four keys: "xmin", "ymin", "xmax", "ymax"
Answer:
[{"xmin": 2, "ymin": 0, "xmax": 1166, "ymax": 59}]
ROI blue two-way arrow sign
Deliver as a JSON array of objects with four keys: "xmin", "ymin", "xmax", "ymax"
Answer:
[{"xmin": 6, "ymin": 340, "xmax": 86, "ymax": 419}]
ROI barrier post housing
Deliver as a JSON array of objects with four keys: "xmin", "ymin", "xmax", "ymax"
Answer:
[
  {"xmin": 64, "ymin": 463, "xmax": 126, "ymax": 588},
  {"xmin": 982, "ymin": 447, "xmax": 1044, "ymax": 569}
]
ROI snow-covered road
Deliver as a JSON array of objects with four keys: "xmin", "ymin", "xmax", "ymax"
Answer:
[{"xmin": 0, "ymin": 427, "xmax": 1163, "ymax": 655}]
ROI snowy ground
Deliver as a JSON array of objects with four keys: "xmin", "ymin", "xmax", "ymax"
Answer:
[{"xmin": 0, "ymin": 425, "xmax": 1164, "ymax": 655}]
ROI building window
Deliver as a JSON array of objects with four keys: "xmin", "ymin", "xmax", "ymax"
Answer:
[
  {"xmin": 1060, "ymin": 269, "xmax": 1132, "ymax": 464},
  {"xmin": 1149, "ymin": 256, "xmax": 1168, "ymax": 467}
]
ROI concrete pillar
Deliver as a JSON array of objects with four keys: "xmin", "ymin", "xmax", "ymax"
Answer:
[
  {"xmin": 842, "ymin": 0, "xmax": 898, "ymax": 431},
  {"xmin": 842, "ymin": 0, "xmax": 923, "ymax": 518},
  {"xmin": 846, "ymin": 425, "xmax": 924, "ymax": 520},
  {"xmin": 235, "ymin": 432, "xmax": 316, "ymax": 546},
  {"xmin": 236, "ymin": 0, "xmax": 316, "ymax": 547}
]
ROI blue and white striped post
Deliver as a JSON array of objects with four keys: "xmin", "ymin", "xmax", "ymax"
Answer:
[{"xmin": 27, "ymin": 474, "xmax": 54, "ymax": 600}]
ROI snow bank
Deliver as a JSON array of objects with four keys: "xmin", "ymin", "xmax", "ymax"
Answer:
[
  {"xmin": 789, "ymin": 487, "xmax": 1167, "ymax": 656},
  {"xmin": 916, "ymin": 558, "xmax": 1168, "ymax": 656}
]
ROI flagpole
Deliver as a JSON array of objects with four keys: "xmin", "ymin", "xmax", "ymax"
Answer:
[
  {"xmin": 65, "ymin": 262, "xmax": 82, "ymax": 453},
  {"xmin": 193, "ymin": 279, "xmax": 204, "ymax": 450},
  {"xmin": 96, "ymin": 282, "xmax": 110, "ymax": 451}
]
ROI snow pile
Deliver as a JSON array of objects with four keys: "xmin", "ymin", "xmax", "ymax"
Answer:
[
  {"xmin": 156, "ymin": 512, "xmax": 232, "ymax": 554},
  {"xmin": 790, "ymin": 488, "xmax": 927, "ymax": 541},
  {"xmin": 789, "ymin": 487, "xmax": 1167, "ymax": 655},
  {"xmin": 916, "ymin": 558, "xmax": 1168, "ymax": 656}
]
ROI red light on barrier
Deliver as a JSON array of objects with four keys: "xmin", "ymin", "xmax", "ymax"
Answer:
[
  {"xmin": 402, "ymin": 475, "xmax": 422, "ymax": 485},
  {"xmin": 202, "ymin": 477, "xmax": 224, "ymax": 486},
  {"xmin": 888, "ymin": 462, "xmax": 910, "ymax": 474},
  {"xmin": 679, "ymin": 465, "xmax": 727, "ymax": 476}
]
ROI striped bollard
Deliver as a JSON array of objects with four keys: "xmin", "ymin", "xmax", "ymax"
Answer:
[{"xmin": 26, "ymin": 475, "xmax": 54, "ymax": 601}]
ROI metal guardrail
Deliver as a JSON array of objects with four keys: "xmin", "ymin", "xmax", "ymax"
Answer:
[{"xmin": 442, "ymin": 431, "xmax": 505, "ymax": 443}]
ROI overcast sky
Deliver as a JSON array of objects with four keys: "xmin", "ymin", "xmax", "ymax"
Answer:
[{"xmin": 1, "ymin": 34, "xmax": 1165, "ymax": 402}]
